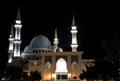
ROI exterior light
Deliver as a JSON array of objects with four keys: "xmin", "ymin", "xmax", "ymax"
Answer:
[
  {"xmin": 72, "ymin": 26, "xmax": 76, "ymax": 30},
  {"xmin": 68, "ymin": 73, "xmax": 71, "ymax": 79},
  {"xmin": 28, "ymin": 73, "xmax": 30, "ymax": 76},
  {"xmin": 15, "ymin": 20, "xmax": 21, "ymax": 24},
  {"xmin": 52, "ymin": 73, "xmax": 56, "ymax": 79}
]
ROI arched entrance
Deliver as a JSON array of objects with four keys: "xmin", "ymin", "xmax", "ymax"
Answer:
[{"xmin": 55, "ymin": 58, "xmax": 68, "ymax": 81}]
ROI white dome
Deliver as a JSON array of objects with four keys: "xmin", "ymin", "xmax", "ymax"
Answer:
[
  {"xmin": 56, "ymin": 47, "xmax": 63, "ymax": 52},
  {"xmin": 24, "ymin": 46, "xmax": 32, "ymax": 53},
  {"xmin": 30, "ymin": 35, "xmax": 51, "ymax": 49}
]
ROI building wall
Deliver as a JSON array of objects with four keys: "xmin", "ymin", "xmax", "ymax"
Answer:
[{"xmin": 22, "ymin": 52, "xmax": 83, "ymax": 80}]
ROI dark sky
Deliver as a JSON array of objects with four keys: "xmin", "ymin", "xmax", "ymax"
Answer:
[{"xmin": 0, "ymin": 1, "xmax": 119, "ymax": 72}]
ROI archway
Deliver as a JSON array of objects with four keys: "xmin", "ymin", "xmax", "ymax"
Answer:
[{"xmin": 55, "ymin": 58, "xmax": 68, "ymax": 81}]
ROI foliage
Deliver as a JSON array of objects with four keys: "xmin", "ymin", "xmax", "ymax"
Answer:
[
  {"xmin": 6, "ymin": 65, "xmax": 23, "ymax": 81},
  {"xmin": 29, "ymin": 70, "xmax": 42, "ymax": 81},
  {"xmin": 22, "ymin": 72, "xmax": 28, "ymax": 81},
  {"xmin": 79, "ymin": 32, "xmax": 120, "ymax": 80},
  {"xmin": 6, "ymin": 66, "xmax": 42, "ymax": 81}
]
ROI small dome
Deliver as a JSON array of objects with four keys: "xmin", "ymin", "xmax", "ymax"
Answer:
[
  {"xmin": 24, "ymin": 46, "xmax": 32, "ymax": 53},
  {"xmin": 30, "ymin": 35, "xmax": 51, "ymax": 49},
  {"xmin": 56, "ymin": 47, "xmax": 63, "ymax": 52}
]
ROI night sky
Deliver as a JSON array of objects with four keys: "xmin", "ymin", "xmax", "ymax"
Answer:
[{"xmin": 0, "ymin": 1, "xmax": 119, "ymax": 72}]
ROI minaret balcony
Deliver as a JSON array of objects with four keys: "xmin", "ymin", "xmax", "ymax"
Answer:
[
  {"xmin": 71, "ymin": 30, "xmax": 77, "ymax": 33},
  {"xmin": 8, "ymin": 50, "xmax": 14, "ymax": 54},
  {"xmin": 72, "ymin": 26, "xmax": 77, "ymax": 29},
  {"xmin": 9, "ymin": 38, "xmax": 14, "ymax": 41},
  {"xmin": 15, "ymin": 20, "xmax": 21, "ymax": 24},
  {"xmin": 14, "ymin": 24, "xmax": 22, "ymax": 28},
  {"xmin": 13, "ymin": 40, "xmax": 22, "ymax": 44},
  {"xmin": 71, "ymin": 44, "xmax": 78, "ymax": 48},
  {"xmin": 54, "ymin": 41, "xmax": 59, "ymax": 44}
]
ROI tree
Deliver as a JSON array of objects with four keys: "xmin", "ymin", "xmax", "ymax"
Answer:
[
  {"xmin": 6, "ymin": 65, "xmax": 23, "ymax": 81},
  {"xmin": 79, "ymin": 65, "xmax": 99, "ymax": 81},
  {"xmin": 79, "ymin": 70, "xmax": 88, "ymax": 80},
  {"xmin": 79, "ymin": 58, "xmax": 116, "ymax": 80},
  {"xmin": 22, "ymin": 72, "xmax": 28, "ymax": 81},
  {"xmin": 102, "ymin": 36, "xmax": 120, "ymax": 80},
  {"xmin": 29, "ymin": 70, "xmax": 42, "ymax": 81}
]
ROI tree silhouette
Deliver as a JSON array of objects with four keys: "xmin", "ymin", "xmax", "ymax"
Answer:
[
  {"xmin": 79, "ymin": 64, "xmax": 99, "ymax": 80},
  {"xmin": 29, "ymin": 70, "xmax": 42, "ymax": 81},
  {"xmin": 6, "ymin": 65, "xmax": 23, "ymax": 81},
  {"xmin": 102, "ymin": 31, "xmax": 120, "ymax": 80},
  {"xmin": 22, "ymin": 72, "xmax": 28, "ymax": 81}
]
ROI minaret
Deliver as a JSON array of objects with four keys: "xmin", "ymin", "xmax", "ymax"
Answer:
[
  {"xmin": 8, "ymin": 25, "xmax": 14, "ymax": 63},
  {"xmin": 71, "ymin": 13, "xmax": 78, "ymax": 52},
  {"xmin": 53, "ymin": 28, "xmax": 59, "ymax": 52},
  {"xmin": 13, "ymin": 7, "xmax": 22, "ymax": 57}
]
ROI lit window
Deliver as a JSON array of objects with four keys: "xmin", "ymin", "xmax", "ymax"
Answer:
[
  {"xmin": 45, "ymin": 62, "xmax": 51, "ymax": 69},
  {"xmin": 55, "ymin": 58, "xmax": 68, "ymax": 72}
]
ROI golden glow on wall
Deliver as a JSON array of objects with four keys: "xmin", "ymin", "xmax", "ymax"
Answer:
[
  {"xmin": 55, "ymin": 58, "xmax": 68, "ymax": 73},
  {"xmin": 47, "ymin": 73, "xmax": 51, "ymax": 80},
  {"xmin": 68, "ymin": 73, "xmax": 71, "ymax": 79},
  {"xmin": 52, "ymin": 73, "xmax": 56, "ymax": 79},
  {"xmin": 28, "ymin": 73, "xmax": 30, "ymax": 76}
]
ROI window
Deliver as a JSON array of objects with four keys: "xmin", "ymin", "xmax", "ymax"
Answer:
[
  {"xmin": 55, "ymin": 58, "xmax": 68, "ymax": 72},
  {"xmin": 72, "ymin": 61, "xmax": 77, "ymax": 70},
  {"xmin": 57, "ymin": 75, "xmax": 68, "ymax": 79},
  {"xmin": 45, "ymin": 62, "xmax": 51, "ymax": 69}
]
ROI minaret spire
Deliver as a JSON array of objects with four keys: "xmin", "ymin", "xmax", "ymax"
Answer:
[
  {"xmin": 53, "ymin": 28, "xmax": 59, "ymax": 52},
  {"xmin": 10, "ymin": 24, "xmax": 14, "ymax": 38},
  {"xmin": 72, "ymin": 12, "xmax": 75, "ymax": 26},
  {"xmin": 71, "ymin": 13, "xmax": 78, "ymax": 52},
  {"xmin": 16, "ymin": 7, "xmax": 21, "ymax": 20},
  {"xmin": 55, "ymin": 28, "xmax": 58, "ymax": 38},
  {"xmin": 8, "ymin": 24, "xmax": 14, "ymax": 63},
  {"xmin": 13, "ymin": 6, "xmax": 22, "ymax": 57}
]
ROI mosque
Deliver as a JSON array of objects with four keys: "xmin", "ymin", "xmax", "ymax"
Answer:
[{"xmin": 7, "ymin": 8, "xmax": 94, "ymax": 81}]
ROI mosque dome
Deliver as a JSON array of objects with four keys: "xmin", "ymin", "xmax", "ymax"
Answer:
[
  {"xmin": 56, "ymin": 47, "xmax": 63, "ymax": 52},
  {"xmin": 30, "ymin": 35, "xmax": 51, "ymax": 49},
  {"xmin": 24, "ymin": 46, "xmax": 32, "ymax": 53}
]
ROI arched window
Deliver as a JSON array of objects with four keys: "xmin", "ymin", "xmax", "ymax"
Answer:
[
  {"xmin": 45, "ymin": 62, "xmax": 51, "ymax": 69},
  {"xmin": 55, "ymin": 58, "xmax": 68, "ymax": 73},
  {"xmin": 72, "ymin": 61, "xmax": 77, "ymax": 70}
]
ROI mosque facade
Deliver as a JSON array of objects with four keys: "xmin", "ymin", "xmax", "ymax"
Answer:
[{"xmin": 8, "ymin": 8, "xmax": 94, "ymax": 81}]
